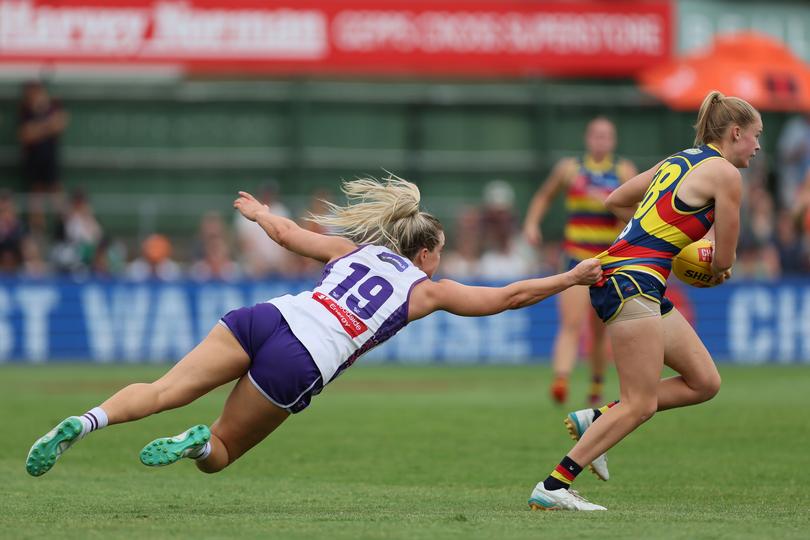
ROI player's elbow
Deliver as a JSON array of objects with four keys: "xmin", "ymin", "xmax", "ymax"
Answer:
[
  {"xmin": 505, "ymin": 294, "xmax": 524, "ymax": 311},
  {"xmin": 274, "ymin": 233, "xmax": 290, "ymax": 250},
  {"xmin": 605, "ymin": 193, "xmax": 623, "ymax": 215},
  {"xmin": 498, "ymin": 284, "xmax": 525, "ymax": 310},
  {"xmin": 272, "ymin": 225, "xmax": 294, "ymax": 250},
  {"xmin": 505, "ymin": 289, "xmax": 540, "ymax": 311}
]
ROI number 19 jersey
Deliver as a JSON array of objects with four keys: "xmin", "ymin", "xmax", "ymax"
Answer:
[
  {"xmin": 599, "ymin": 144, "xmax": 722, "ymax": 285},
  {"xmin": 270, "ymin": 245, "xmax": 427, "ymax": 384}
]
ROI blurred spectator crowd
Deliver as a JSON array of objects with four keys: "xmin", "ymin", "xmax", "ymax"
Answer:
[
  {"xmin": 5, "ymin": 169, "xmax": 809, "ymax": 282},
  {"xmin": 2, "ymin": 83, "xmax": 810, "ymax": 281},
  {"xmin": 731, "ymin": 110, "xmax": 810, "ymax": 278},
  {"xmin": 0, "ymin": 181, "xmax": 335, "ymax": 281}
]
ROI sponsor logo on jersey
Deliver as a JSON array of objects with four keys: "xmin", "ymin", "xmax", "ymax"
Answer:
[
  {"xmin": 312, "ymin": 292, "xmax": 368, "ymax": 338},
  {"xmin": 376, "ymin": 252, "xmax": 409, "ymax": 272}
]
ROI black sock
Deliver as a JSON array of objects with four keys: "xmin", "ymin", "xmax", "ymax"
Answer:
[{"xmin": 542, "ymin": 455, "xmax": 583, "ymax": 491}]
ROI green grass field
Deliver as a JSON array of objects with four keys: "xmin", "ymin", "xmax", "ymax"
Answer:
[{"xmin": 2, "ymin": 364, "xmax": 809, "ymax": 539}]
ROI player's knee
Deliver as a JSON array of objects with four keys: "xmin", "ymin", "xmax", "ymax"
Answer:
[
  {"xmin": 196, "ymin": 430, "xmax": 236, "ymax": 474},
  {"xmin": 196, "ymin": 459, "xmax": 227, "ymax": 474},
  {"xmin": 698, "ymin": 371, "xmax": 721, "ymax": 402},
  {"xmin": 627, "ymin": 399, "xmax": 657, "ymax": 424},
  {"xmin": 639, "ymin": 404, "xmax": 657, "ymax": 423}
]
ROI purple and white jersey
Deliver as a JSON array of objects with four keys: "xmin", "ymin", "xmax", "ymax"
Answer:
[{"xmin": 270, "ymin": 245, "xmax": 427, "ymax": 384}]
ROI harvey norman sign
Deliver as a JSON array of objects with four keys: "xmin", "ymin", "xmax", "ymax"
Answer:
[{"xmin": 0, "ymin": 0, "xmax": 672, "ymax": 77}]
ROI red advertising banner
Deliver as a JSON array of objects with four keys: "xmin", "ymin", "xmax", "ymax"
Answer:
[{"xmin": 0, "ymin": 0, "xmax": 673, "ymax": 77}]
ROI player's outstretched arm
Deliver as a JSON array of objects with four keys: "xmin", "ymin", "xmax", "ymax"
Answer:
[
  {"xmin": 409, "ymin": 259, "xmax": 602, "ymax": 320},
  {"xmin": 234, "ymin": 191, "xmax": 356, "ymax": 263}
]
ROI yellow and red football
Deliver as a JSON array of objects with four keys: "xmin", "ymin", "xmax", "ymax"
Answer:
[{"xmin": 672, "ymin": 239, "xmax": 717, "ymax": 288}]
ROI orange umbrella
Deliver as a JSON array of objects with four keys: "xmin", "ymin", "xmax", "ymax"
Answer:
[{"xmin": 638, "ymin": 31, "xmax": 810, "ymax": 111}]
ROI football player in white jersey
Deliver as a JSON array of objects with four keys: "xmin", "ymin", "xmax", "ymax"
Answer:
[{"xmin": 26, "ymin": 176, "xmax": 601, "ymax": 479}]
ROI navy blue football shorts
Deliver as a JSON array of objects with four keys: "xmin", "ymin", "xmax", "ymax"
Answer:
[{"xmin": 590, "ymin": 270, "xmax": 674, "ymax": 324}]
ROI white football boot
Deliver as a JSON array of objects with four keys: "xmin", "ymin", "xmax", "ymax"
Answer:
[
  {"xmin": 564, "ymin": 408, "xmax": 609, "ymax": 481},
  {"xmin": 528, "ymin": 482, "xmax": 606, "ymax": 511}
]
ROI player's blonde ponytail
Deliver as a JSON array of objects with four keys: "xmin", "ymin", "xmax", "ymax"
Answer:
[
  {"xmin": 694, "ymin": 90, "xmax": 759, "ymax": 146},
  {"xmin": 310, "ymin": 174, "xmax": 443, "ymax": 259}
]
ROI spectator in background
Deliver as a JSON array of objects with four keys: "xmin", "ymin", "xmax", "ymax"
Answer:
[
  {"xmin": 234, "ymin": 181, "xmax": 294, "ymax": 278},
  {"xmin": 127, "ymin": 233, "xmax": 182, "ymax": 281},
  {"xmin": 18, "ymin": 81, "xmax": 69, "ymax": 234},
  {"xmin": 791, "ymin": 170, "xmax": 810, "ymax": 273},
  {"xmin": 776, "ymin": 111, "xmax": 810, "ymax": 210},
  {"xmin": 795, "ymin": 168, "xmax": 810, "ymax": 227},
  {"xmin": 0, "ymin": 190, "xmax": 24, "ymax": 273},
  {"xmin": 90, "ymin": 236, "xmax": 126, "ymax": 278},
  {"xmin": 190, "ymin": 212, "xmax": 240, "ymax": 281},
  {"xmin": 440, "ymin": 207, "xmax": 482, "ymax": 279},
  {"xmin": 20, "ymin": 235, "xmax": 49, "ymax": 277},
  {"xmin": 193, "ymin": 211, "xmax": 230, "ymax": 259},
  {"xmin": 63, "ymin": 189, "xmax": 102, "ymax": 252},
  {"xmin": 736, "ymin": 185, "xmax": 780, "ymax": 279},
  {"xmin": 51, "ymin": 189, "xmax": 103, "ymax": 273},
  {"xmin": 478, "ymin": 179, "xmax": 534, "ymax": 280},
  {"xmin": 775, "ymin": 210, "xmax": 806, "ymax": 275},
  {"xmin": 190, "ymin": 236, "xmax": 240, "ymax": 282},
  {"xmin": 736, "ymin": 149, "xmax": 779, "ymax": 279}
]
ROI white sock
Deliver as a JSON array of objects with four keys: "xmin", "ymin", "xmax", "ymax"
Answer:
[
  {"xmin": 77, "ymin": 407, "xmax": 109, "ymax": 438},
  {"xmin": 188, "ymin": 441, "xmax": 212, "ymax": 461}
]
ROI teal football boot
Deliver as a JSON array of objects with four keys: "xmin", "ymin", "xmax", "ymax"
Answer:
[
  {"xmin": 26, "ymin": 417, "xmax": 84, "ymax": 477},
  {"xmin": 140, "ymin": 424, "xmax": 211, "ymax": 467}
]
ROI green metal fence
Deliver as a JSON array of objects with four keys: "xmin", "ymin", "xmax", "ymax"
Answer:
[{"xmin": 0, "ymin": 78, "xmax": 787, "ymax": 241}]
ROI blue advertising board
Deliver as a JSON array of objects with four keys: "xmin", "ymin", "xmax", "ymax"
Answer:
[{"xmin": 0, "ymin": 278, "xmax": 808, "ymax": 364}]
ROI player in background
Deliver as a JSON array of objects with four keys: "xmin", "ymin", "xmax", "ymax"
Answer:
[
  {"xmin": 523, "ymin": 117, "xmax": 638, "ymax": 406},
  {"xmin": 26, "ymin": 177, "xmax": 602, "ymax": 478},
  {"xmin": 529, "ymin": 92, "xmax": 762, "ymax": 511}
]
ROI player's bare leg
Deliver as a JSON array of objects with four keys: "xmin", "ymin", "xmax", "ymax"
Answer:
[
  {"xmin": 550, "ymin": 285, "xmax": 589, "ymax": 404},
  {"xmin": 656, "ymin": 309, "xmax": 721, "ymax": 410},
  {"xmin": 567, "ymin": 315, "xmax": 664, "ymax": 469},
  {"xmin": 195, "ymin": 375, "xmax": 290, "ymax": 473},
  {"xmin": 587, "ymin": 312, "xmax": 609, "ymax": 406},
  {"xmin": 562, "ymin": 308, "xmax": 720, "ymax": 483},
  {"xmin": 532, "ymin": 317, "xmax": 662, "ymax": 508},
  {"xmin": 101, "ymin": 324, "xmax": 250, "ymax": 423},
  {"xmin": 26, "ymin": 324, "xmax": 249, "ymax": 477}
]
